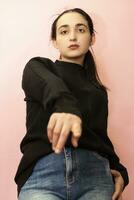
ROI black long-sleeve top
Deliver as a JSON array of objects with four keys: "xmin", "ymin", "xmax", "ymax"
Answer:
[{"xmin": 14, "ymin": 57, "xmax": 129, "ymax": 196}]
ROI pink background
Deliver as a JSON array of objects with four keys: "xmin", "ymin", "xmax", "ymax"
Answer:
[{"xmin": 0, "ymin": 0, "xmax": 133, "ymax": 199}]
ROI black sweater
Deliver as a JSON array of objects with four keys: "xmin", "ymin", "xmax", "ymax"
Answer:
[{"xmin": 14, "ymin": 57, "xmax": 129, "ymax": 196}]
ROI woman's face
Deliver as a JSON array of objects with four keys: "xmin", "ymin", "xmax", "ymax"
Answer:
[{"xmin": 52, "ymin": 12, "xmax": 95, "ymax": 63}]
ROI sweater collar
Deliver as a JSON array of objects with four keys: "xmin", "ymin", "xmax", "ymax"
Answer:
[
  {"xmin": 54, "ymin": 59, "xmax": 87, "ymax": 86},
  {"xmin": 55, "ymin": 59, "xmax": 85, "ymax": 70}
]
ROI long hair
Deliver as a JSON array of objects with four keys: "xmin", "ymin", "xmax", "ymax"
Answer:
[{"xmin": 50, "ymin": 7, "xmax": 108, "ymax": 91}]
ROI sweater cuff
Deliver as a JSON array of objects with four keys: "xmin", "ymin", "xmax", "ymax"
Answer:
[
  {"xmin": 119, "ymin": 169, "xmax": 129, "ymax": 190},
  {"xmin": 110, "ymin": 162, "xmax": 129, "ymax": 190},
  {"xmin": 51, "ymin": 92, "xmax": 82, "ymax": 119}
]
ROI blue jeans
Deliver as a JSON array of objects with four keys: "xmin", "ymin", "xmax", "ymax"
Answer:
[{"xmin": 18, "ymin": 147, "xmax": 114, "ymax": 200}]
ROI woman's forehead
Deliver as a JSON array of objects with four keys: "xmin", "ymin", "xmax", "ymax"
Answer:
[{"xmin": 56, "ymin": 12, "xmax": 88, "ymax": 29}]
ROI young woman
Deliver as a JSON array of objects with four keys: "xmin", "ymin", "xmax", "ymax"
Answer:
[{"xmin": 14, "ymin": 8, "xmax": 129, "ymax": 200}]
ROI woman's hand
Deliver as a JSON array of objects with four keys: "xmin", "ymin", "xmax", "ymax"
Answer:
[
  {"xmin": 111, "ymin": 169, "xmax": 124, "ymax": 200},
  {"xmin": 47, "ymin": 112, "xmax": 82, "ymax": 153}
]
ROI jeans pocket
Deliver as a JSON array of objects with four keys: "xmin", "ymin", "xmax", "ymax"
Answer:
[
  {"xmin": 91, "ymin": 151, "xmax": 109, "ymax": 162},
  {"xmin": 90, "ymin": 151, "xmax": 113, "ymax": 179}
]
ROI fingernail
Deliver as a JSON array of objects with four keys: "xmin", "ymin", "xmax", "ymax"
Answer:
[
  {"xmin": 55, "ymin": 149, "xmax": 60, "ymax": 153},
  {"xmin": 74, "ymin": 142, "xmax": 78, "ymax": 147}
]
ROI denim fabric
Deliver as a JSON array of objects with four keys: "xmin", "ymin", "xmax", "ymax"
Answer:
[{"xmin": 18, "ymin": 147, "xmax": 114, "ymax": 200}]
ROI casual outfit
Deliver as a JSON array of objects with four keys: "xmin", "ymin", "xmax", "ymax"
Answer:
[{"xmin": 14, "ymin": 57, "xmax": 129, "ymax": 199}]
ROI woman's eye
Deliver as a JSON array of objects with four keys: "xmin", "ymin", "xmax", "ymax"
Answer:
[
  {"xmin": 79, "ymin": 28, "xmax": 85, "ymax": 33},
  {"xmin": 60, "ymin": 30, "xmax": 68, "ymax": 35}
]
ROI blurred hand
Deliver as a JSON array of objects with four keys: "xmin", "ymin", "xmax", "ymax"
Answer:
[
  {"xmin": 47, "ymin": 112, "xmax": 82, "ymax": 153},
  {"xmin": 111, "ymin": 169, "xmax": 124, "ymax": 200}
]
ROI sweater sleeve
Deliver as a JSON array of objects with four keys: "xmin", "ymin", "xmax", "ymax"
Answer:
[
  {"xmin": 104, "ymin": 90, "xmax": 129, "ymax": 189},
  {"xmin": 22, "ymin": 57, "xmax": 82, "ymax": 119}
]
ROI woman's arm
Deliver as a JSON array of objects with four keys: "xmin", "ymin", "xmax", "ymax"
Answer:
[
  {"xmin": 22, "ymin": 57, "xmax": 83, "ymax": 151},
  {"xmin": 22, "ymin": 57, "xmax": 82, "ymax": 119},
  {"xmin": 104, "ymin": 90, "xmax": 129, "ymax": 190}
]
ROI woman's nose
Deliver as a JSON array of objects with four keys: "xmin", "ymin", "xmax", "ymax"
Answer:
[{"xmin": 69, "ymin": 30, "xmax": 77, "ymax": 41}]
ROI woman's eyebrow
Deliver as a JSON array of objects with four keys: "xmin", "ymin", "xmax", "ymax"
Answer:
[{"xmin": 58, "ymin": 23, "xmax": 88, "ymax": 30}]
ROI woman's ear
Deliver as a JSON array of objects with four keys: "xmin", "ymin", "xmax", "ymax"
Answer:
[
  {"xmin": 52, "ymin": 40, "xmax": 59, "ymax": 49},
  {"xmin": 90, "ymin": 33, "xmax": 96, "ymax": 46}
]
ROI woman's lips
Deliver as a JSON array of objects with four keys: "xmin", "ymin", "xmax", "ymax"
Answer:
[{"xmin": 68, "ymin": 44, "xmax": 80, "ymax": 50}]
